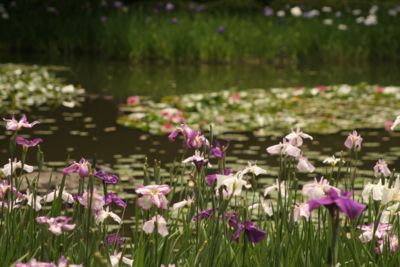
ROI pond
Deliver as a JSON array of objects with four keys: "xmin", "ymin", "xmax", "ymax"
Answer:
[{"xmin": 0, "ymin": 54, "xmax": 399, "ymax": 183}]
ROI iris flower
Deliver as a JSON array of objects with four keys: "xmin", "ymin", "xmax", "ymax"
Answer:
[
  {"xmin": 110, "ymin": 251, "xmax": 134, "ymax": 267},
  {"xmin": 344, "ymin": 130, "xmax": 363, "ymax": 151},
  {"xmin": 358, "ymin": 223, "xmax": 392, "ymax": 243},
  {"xmin": 1, "ymin": 158, "xmax": 34, "ymax": 177},
  {"xmin": 168, "ymin": 124, "xmax": 209, "ymax": 149},
  {"xmin": 297, "ymin": 156, "xmax": 315, "ymax": 173},
  {"xmin": 143, "ymin": 215, "xmax": 169, "ymax": 237},
  {"xmin": 206, "ymin": 168, "xmax": 231, "ymax": 186},
  {"xmin": 63, "ymin": 158, "xmax": 91, "ymax": 178},
  {"xmin": 241, "ymin": 162, "xmax": 267, "ymax": 176},
  {"xmin": 293, "ymin": 202, "xmax": 310, "ymax": 222},
  {"xmin": 233, "ymin": 220, "xmax": 266, "ymax": 243},
  {"xmin": 216, "ymin": 172, "xmax": 251, "ymax": 198},
  {"xmin": 285, "ymin": 128, "xmax": 313, "ymax": 147},
  {"xmin": 210, "ymin": 140, "xmax": 229, "ymax": 159},
  {"xmin": 16, "ymin": 136, "xmax": 43, "ymax": 148},
  {"xmin": 136, "ymin": 184, "xmax": 171, "ymax": 210},
  {"xmin": 182, "ymin": 150, "xmax": 211, "ymax": 171},
  {"xmin": 36, "ymin": 216, "xmax": 76, "ymax": 235},
  {"xmin": 266, "ymin": 139, "xmax": 301, "ymax": 158},
  {"xmin": 302, "ymin": 177, "xmax": 338, "ymax": 200},
  {"xmin": 373, "ymin": 159, "xmax": 391, "ymax": 178},
  {"xmin": 105, "ymin": 193, "xmax": 127, "ymax": 208},
  {"xmin": 94, "ymin": 170, "xmax": 119, "ymax": 184},
  {"xmin": 309, "ymin": 188, "xmax": 366, "ymax": 219},
  {"xmin": 94, "ymin": 207, "xmax": 122, "ymax": 225},
  {"xmin": 77, "ymin": 189, "xmax": 105, "ymax": 212},
  {"xmin": 3, "ymin": 114, "xmax": 39, "ymax": 131}
]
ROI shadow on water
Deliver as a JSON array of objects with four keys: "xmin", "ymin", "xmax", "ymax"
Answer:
[{"xmin": 3, "ymin": 54, "xmax": 400, "ymax": 100}]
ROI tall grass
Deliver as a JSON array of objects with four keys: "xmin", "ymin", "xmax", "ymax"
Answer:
[
  {"xmin": 2, "ymin": 114, "xmax": 400, "ymax": 266},
  {"xmin": 1, "ymin": 6, "xmax": 400, "ymax": 63}
]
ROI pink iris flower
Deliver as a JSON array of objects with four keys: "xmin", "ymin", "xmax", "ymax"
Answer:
[
  {"xmin": 16, "ymin": 136, "xmax": 43, "ymax": 148},
  {"xmin": 3, "ymin": 114, "xmax": 39, "ymax": 131},
  {"xmin": 373, "ymin": 159, "xmax": 391, "ymax": 178},
  {"xmin": 36, "ymin": 216, "xmax": 76, "ymax": 235},
  {"xmin": 344, "ymin": 130, "xmax": 363, "ymax": 151},
  {"xmin": 135, "ymin": 184, "xmax": 171, "ymax": 210},
  {"xmin": 143, "ymin": 215, "xmax": 169, "ymax": 237},
  {"xmin": 285, "ymin": 128, "xmax": 313, "ymax": 147},
  {"xmin": 63, "ymin": 158, "xmax": 91, "ymax": 178},
  {"xmin": 266, "ymin": 139, "xmax": 301, "ymax": 158}
]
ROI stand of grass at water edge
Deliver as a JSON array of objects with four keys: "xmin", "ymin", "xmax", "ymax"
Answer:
[
  {"xmin": 2, "ymin": 119, "xmax": 400, "ymax": 266},
  {"xmin": 1, "ymin": 8, "xmax": 400, "ymax": 63}
]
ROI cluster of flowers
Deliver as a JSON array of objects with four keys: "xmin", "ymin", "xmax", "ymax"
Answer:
[
  {"xmin": 2, "ymin": 114, "xmax": 132, "ymax": 266},
  {"xmin": 0, "ymin": 65, "xmax": 84, "ymax": 112},
  {"xmin": 118, "ymin": 85, "xmax": 400, "ymax": 137},
  {"xmin": 4, "ymin": 112, "xmax": 400, "ymax": 265},
  {"xmin": 262, "ymin": 4, "xmax": 400, "ymax": 30},
  {"xmin": 163, "ymin": 121, "xmax": 400, "ymax": 253}
]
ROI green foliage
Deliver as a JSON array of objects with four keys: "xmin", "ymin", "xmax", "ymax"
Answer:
[{"xmin": 1, "ymin": 5, "xmax": 400, "ymax": 63}]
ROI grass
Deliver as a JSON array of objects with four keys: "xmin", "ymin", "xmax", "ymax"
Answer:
[{"xmin": 1, "ymin": 4, "xmax": 400, "ymax": 63}]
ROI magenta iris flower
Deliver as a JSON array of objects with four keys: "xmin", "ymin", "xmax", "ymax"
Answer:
[
  {"xmin": 106, "ymin": 233, "xmax": 124, "ymax": 248},
  {"xmin": 104, "ymin": 193, "xmax": 127, "ymax": 208},
  {"xmin": 193, "ymin": 208, "xmax": 213, "ymax": 221},
  {"xmin": 63, "ymin": 158, "xmax": 91, "ymax": 178},
  {"xmin": 168, "ymin": 124, "xmax": 209, "ymax": 149},
  {"xmin": 309, "ymin": 188, "xmax": 366, "ymax": 219},
  {"xmin": 94, "ymin": 170, "xmax": 119, "ymax": 184},
  {"xmin": 210, "ymin": 140, "xmax": 229, "ymax": 159},
  {"xmin": 16, "ymin": 136, "xmax": 43, "ymax": 148},
  {"xmin": 225, "ymin": 211, "xmax": 238, "ymax": 228},
  {"xmin": 234, "ymin": 220, "xmax": 266, "ymax": 243},
  {"xmin": 3, "ymin": 114, "xmax": 39, "ymax": 131}
]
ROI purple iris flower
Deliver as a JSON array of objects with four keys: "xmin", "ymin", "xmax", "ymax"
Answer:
[
  {"xmin": 206, "ymin": 168, "xmax": 231, "ymax": 186},
  {"xmin": 94, "ymin": 170, "xmax": 119, "ymax": 184},
  {"xmin": 16, "ymin": 136, "xmax": 43, "ymax": 148},
  {"xmin": 106, "ymin": 233, "xmax": 124, "ymax": 248},
  {"xmin": 104, "ymin": 193, "xmax": 127, "ymax": 208},
  {"xmin": 168, "ymin": 124, "xmax": 209, "ymax": 149},
  {"xmin": 234, "ymin": 220, "xmax": 266, "ymax": 243},
  {"xmin": 193, "ymin": 208, "xmax": 213, "ymax": 221},
  {"xmin": 225, "ymin": 211, "xmax": 238, "ymax": 228},
  {"xmin": 309, "ymin": 188, "xmax": 366, "ymax": 219},
  {"xmin": 210, "ymin": 140, "xmax": 229, "ymax": 159}
]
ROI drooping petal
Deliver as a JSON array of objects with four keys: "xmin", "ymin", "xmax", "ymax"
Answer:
[{"xmin": 334, "ymin": 197, "xmax": 366, "ymax": 219}]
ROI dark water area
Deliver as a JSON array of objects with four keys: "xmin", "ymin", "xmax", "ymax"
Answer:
[
  {"xmin": 3, "ymin": 54, "xmax": 400, "ymax": 100},
  {"xmin": 0, "ymin": 54, "xmax": 399, "ymax": 181}
]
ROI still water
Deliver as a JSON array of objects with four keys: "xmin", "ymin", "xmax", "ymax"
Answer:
[{"xmin": 0, "ymin": 54, "xmax": 399, "ymax": 184}]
